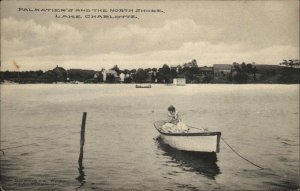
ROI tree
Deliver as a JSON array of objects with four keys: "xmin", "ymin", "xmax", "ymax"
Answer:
[
  {"xmin": 170, "ymin": 68, "xmax": 177, "ymax": 78},
  {"xmin": 144, "ymin": 68, "xmax": 152, "ymax": 73},
  {"xmin": 241, "ymin": 62, "xmax": 247, "ymax": 71},
  {"xmin": 111, "ymin": 65, "xmax": 120, "ymax": 74},
  {"xmin": 106, "ymin": 74, "xmax": 115, "ymax": 83},
  {"xmin": 123, "ymin": 69, "xmax": 130, "ymax": 75},
  {"xmin": 232, "ymin": 63, "xmax": 248, "ymax": 83},
  {"xmin": 36, "ymin": 70, "xmax": 44, "ymax": 77},
  {"xmin": 280, "ymin": 59, "xmax": 300, "ymax": 68},
  {"xmin": 124, "ymin": 75, "xmax": 132, "ymax": 83},
  {"xmin": 130, "ymin": 69, "xmax": 137, "ymax": 74},
  {"xmin": 161, "ymin": 64, "xmax": 170, "ymax": 73},
  {"xmin": 134, "ymin": 68, "xmax": 147, "ymax": 83},
  {"xmin": 158, "ymin": 64, "xmax": 172, "ymax": 83},
  {"xmin": 191, "ymin": 59, "xmax": 198, "ymax": 67},
  {"xmin": 279, "ymin": 60, "xmax": 300, "ymax": 83},
  {"xmin": 189, "ymin": 66, "xmax": 200, "ymax": 74},
  {"xmin": 246, "ymin": 64, "xmax": 253, "ymax": 73},
  {"xmin": 184, "ymin": 70, "xmax": 193, "ymax": 83},
  {"xmin": 251, "ymin": 66, "xmax": 257, "ymax": 81},
  {"xmin": 233, "ymin": 72, "xmax": 248, "ymax": 83},
  {"xmin": 202, "ymin": 75, "xmax": 213, "ymax": 83},
  {"xmin": 177, "ymin": 65, "xmax": 183, "ymax": 74},
  {"xmin": 94, "ymin": 72, "xmax": 103, "ymax": 82},
  {"xmin": 183, "ymin": 59, "xmax": 198, "ymax": 68}
]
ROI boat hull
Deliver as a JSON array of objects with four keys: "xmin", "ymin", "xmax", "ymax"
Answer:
[
  {"xmin": 160, "ymin": 133, "xmax": 220, "ymax": 152},
  {"xmin": 154, "ymin": 121, "xmax": 221, "ymax": 153}
]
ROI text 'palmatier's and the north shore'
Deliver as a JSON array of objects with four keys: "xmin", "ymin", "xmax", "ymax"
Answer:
[{"xmin": 18, "ymin": 8, "xmax": 165, "ymax": 19}]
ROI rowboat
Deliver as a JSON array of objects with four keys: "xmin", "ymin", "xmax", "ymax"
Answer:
[
  {"xmin": 136, "ymin": 84, "xmax": 151, "ymax": 88},
  {"xmin": 154, "ymin": 120, "xmax": 221, "ymax": 153},
  {"xmin": 155, "ymin": 136, "xmax": 220, "ymax": 179}
]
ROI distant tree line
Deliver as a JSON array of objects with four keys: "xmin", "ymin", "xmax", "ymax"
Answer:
[
  {"xmin": 280, "ymin": 60, "xmax": 300, "ymax": 68},
  {"xmin": 0, "ymin": 59, "xmax": 299, "ymax": 84},
  {"xmin": 232, "ymin": 62, "xmax": 258, "ymax": 83}
]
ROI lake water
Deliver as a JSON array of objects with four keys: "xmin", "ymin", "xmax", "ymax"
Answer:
[{"xmin": 0, "ymin": 84, "xmax": 299, "ymax": 191}]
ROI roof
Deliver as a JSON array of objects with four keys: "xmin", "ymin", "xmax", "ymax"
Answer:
[
  {"xmin": 199, "ymin": 67, "xmax": 213, "ymax": 71},
  {"xmin": 102, "ymin": 69, "xmax": 117, "ymax": 75},
  {"xmin": 213, "ymin": 64, "xmax": 232, "ymax": 70},
  {"xmin": 53, "ymin": 66, "xmax": 66, "ymax": 72},
  {"xmin": 102, "ymin": 69, "xmax": 119, "ymax": 77}
]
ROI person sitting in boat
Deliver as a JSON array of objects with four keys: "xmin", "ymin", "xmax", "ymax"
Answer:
[
  {"xmin": 162, "ymin": 105, "xmax": 189, "ymax": 133},
  {"xmin": 167, "ymin": 105, "xmax": 180, "ymax": 124}
]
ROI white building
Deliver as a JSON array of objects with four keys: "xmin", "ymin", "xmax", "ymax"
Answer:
[
  {"xmin": 173, "ymin": 78, "xmax": 186, "ymax": 86},
  {"xmin": 119, "ymin": 73, "xmax": 125, "ymax": 82},
  {"xmin": 102, "ymin": 69, "xmax": 119, "ymax": 81}
]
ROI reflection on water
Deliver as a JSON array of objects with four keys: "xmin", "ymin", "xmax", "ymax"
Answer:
[
  {"xmin": 75, "ymin": 163, "xmax": 86, "ymax": 190},
  {"xmin": 75, "ymin": 149, "xmax": 86, "ymax": 190},
  {"xmin": 2, "ymin": 84, "xmax": 298, "ymax": 190},
  {"xmin": 155, "ymin": 136, "xmax": 221, "ymax": 180}
]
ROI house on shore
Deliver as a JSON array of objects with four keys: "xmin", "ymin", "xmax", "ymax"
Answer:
[
  {"xmin": 199, "ymin": 66, "xmax": 214, "ymax": 76},
  {"xmin": 173, "ymin": 78, "xmax": 186, "ymax": 86},
  {"xmin": 119, "ymin": 73, "xmax": 125, "ymax": 82},
  {"xmin": 213, "ymin": 64, "xmax": 232, "ymax": 82},
  {"xmin": 68, "ymin": 69, "xmax": 95, "ymax": 82},
  {"xmin": 43, "ymin": 65, "xmax": 67, "ymax": 82},
  {"xmin": 102, "ymin": 69, "xmax": 120, "ymax": 82},
  {"xmin": 145, "ymin": 70, "xmax": 156, "ymax": 83},
  {"xmin": 53, "ymin": 65, "xmax": 68, "ymax": 79},
  {"xmin": 170, "ymin": 65, "xmax": 181, "ymax": 73},
  {"xmin": 198, "ymin": 66, "xmax": 214, "ymax": 83},
  {"xmin": 213, "ymin": 64, "xmax": 232, "ymax": 75}
]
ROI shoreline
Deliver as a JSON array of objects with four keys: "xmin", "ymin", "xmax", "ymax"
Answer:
[{"xmin": 0, "ymin": 82, "xmax": 299, "ymax": 85}]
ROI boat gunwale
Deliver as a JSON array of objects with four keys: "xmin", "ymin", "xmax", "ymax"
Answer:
[{"xmin": 154, "ymin": 121, "xmax": 221, "ymax": 137}]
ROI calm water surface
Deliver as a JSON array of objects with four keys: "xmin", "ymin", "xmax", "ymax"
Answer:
[{"xmin": 0, "ymin": 84, "xmax": 299, "ymax": 190}]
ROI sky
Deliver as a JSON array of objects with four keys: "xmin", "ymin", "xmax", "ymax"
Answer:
[{"xmin": 1, "ymin": 0, "xmax": 299, "ymax": 71}]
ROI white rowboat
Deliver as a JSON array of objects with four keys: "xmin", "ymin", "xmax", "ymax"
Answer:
[{"xmin": 154, "ymin": 121, "xmax": 221, "ymax": 153}]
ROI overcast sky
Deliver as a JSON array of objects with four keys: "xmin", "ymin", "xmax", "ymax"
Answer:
[{"xmin": 1, "ymin": 0, "xmax": 299, "ymax": 71}]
